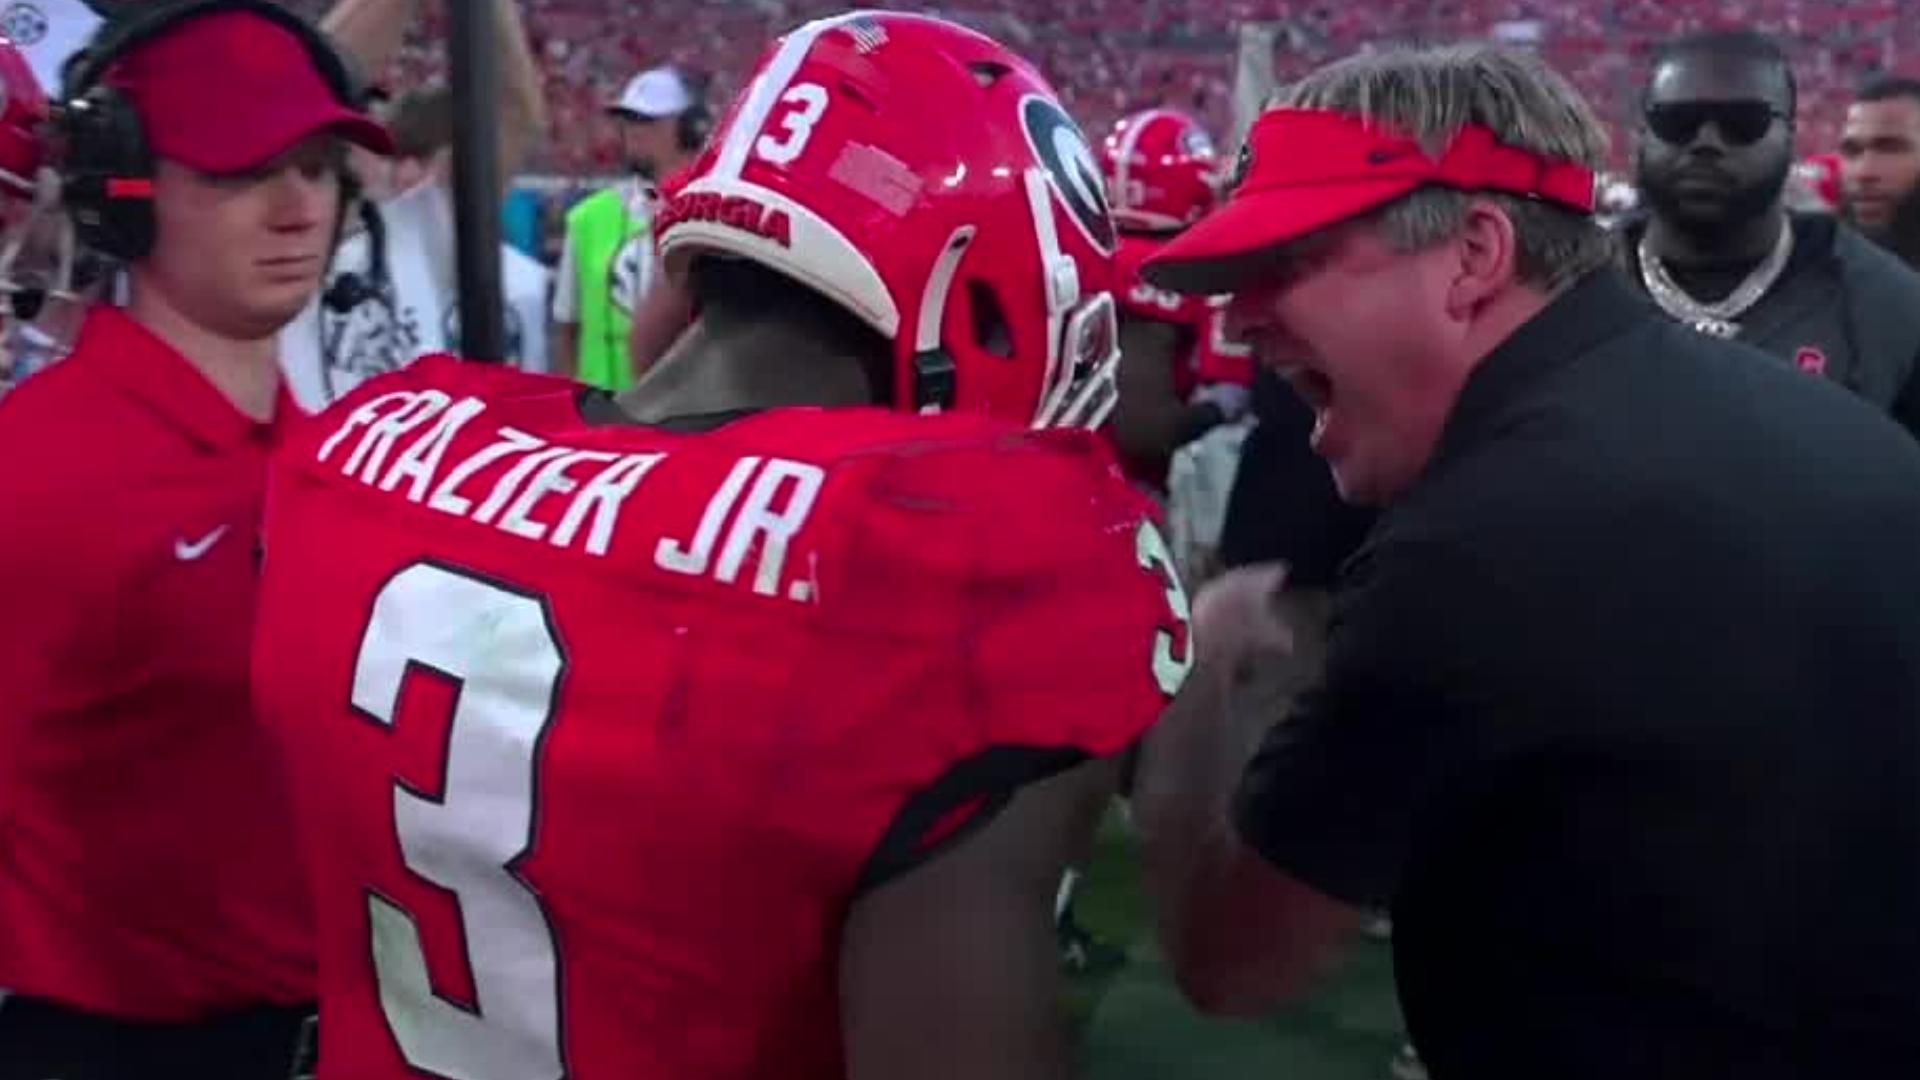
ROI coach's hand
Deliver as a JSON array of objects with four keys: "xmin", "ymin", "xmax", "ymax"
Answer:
[{"xmin": 1192, "ymin": 562, "xmax": 1292, "ymax": 680}]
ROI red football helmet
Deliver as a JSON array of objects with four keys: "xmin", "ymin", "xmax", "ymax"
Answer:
[
  {"xmin": 0, "ymin": 34, "xmax": 63, "ymax": 390},
  {"xmin": 0, "ymin": 38, "xmax": 44, "ymax": 197},
  {"xmin": 656, "ymin": 11, "xmax": 1120, "ymax": 429},
  {"xmin": 1100, "ymin": 108, "xmax": 1218, "ymax": 232}
]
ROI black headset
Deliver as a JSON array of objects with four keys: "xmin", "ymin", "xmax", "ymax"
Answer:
[
  {"xmin": 56, "ymin": 0, "xmax": 369, "ymax": 261},
  {"xmin": 676, "ymin": 94, "xmax": 713, "ymax": 154},
  {"xmin": 648, "ymin": 67, "xmax": 710, "ymax": 153}
]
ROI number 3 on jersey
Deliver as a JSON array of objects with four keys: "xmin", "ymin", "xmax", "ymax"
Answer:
[
  {"xmin": 352, "ymin": 563, "xmax": 567, "ymax": 1080},
  {"xmin": 1136, "ymin": 521, "xmax": 1193, "ymax": 695}
]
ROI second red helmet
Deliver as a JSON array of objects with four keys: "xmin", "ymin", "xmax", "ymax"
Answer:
[{"xmin": 1100, "ymin": 108, "xmax": 1218, "ymax": 232}]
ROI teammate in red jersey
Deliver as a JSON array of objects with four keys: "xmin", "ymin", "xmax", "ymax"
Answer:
[
  {"xmin": 0, "ymin": 35, "xmax": 62, "ymax": 392},
  {"xmin": 1099, "ymin": 108, "xmax": 1255, "ymax": 487},
  {"xmin": 253, "ymin": 11, "xmax": 1188, "ymax": 1080}
]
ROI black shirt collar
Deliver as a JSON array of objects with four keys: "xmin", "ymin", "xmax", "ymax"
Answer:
[
  {"xmin": 1433, "ymin": 269, "xmax": 1651, "ymax": 465},
  {"xmin": 575, "ymin": 387, "xmax": 763, "ymax": 433}
]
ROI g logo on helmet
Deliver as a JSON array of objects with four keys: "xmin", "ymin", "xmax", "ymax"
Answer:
[{"xmin": 1019, "ymin": 95, "xmax": 1115, "ymax": 253}]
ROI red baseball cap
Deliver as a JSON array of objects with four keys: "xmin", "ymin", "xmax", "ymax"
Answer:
[
  {"xmin": 1143, "ymin": 109, "xmax": 1596, "ymax": 295},
  {"xmin": 109, "ymin": 9, "xmax": 392, "ymax": 175}
]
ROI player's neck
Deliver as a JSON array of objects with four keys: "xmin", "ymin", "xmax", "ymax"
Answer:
[
  {"xmin": 615, "ymin": 317, "xmax": 877, "ymax": 423},
  {"xmin": 126, "ymin": 274, "xmax": 282, "ymax": 424},
  {"xmin": 1646, "ymin": 206, "xmax": 1786, "ymax": 268}
]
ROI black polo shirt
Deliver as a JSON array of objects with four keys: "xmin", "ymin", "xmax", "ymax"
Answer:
[
  {"xmin": 1235, "ymin": 270, "xmax": 1920, "ymax": 1078},
  {"xmin": 1617, "ymin": 212, "xmax": 1920, "ymax": 441}
]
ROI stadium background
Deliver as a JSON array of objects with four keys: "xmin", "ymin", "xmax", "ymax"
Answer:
[
  {"xmin": 267, "ymin": 0, "xmax": 1911, "ymax": 264},
  {"xmin": 287, "ymin": 1, "xmax": 1905, "ymax": 1074},
  {"xmin": 23, "ymin": 0, "xmax": 1899, "ymax": 1073}
]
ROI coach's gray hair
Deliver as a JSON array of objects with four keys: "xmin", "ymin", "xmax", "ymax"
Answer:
[{"xmin": 1274, "ymin": 45, "xmax": 1612, "ymax": 290}]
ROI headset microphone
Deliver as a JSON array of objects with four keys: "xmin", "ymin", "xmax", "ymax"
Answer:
[{"xmin": 322, "ymin": 196, "xmax": 387, "ymax": 314}]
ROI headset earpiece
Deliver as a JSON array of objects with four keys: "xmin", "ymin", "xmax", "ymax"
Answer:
[
  {"xmin": 321, "ymin": 169, "xmax": 388, "ymax": 315},
  {"xmin": 676, "ymin": 100, "xmax": 712, "ymax": 154},
  {"xmin": 55, "ymin": 80, "xmax": 153, "ymax": 260}
]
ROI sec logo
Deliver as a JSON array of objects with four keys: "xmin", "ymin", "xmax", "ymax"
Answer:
[{"xmin": 0, "ymin": 2, "xmax": 47, "ymax": 46}]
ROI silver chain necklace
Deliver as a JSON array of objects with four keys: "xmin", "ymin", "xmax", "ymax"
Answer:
[{"xmin": 1637, "ymin": 221, "xmax": 1794, "ymax": 339}]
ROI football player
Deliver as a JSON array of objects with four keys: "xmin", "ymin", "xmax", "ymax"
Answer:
[
  {"xmin": 0, "ymin": 36, "xmax": 59, "ymax": 393},
  {"xmin": 1044, "ymin": 110, "xmax": 1247, "ymax": 955},
  {"xmin": 1099, "ymin": 108, "xmax": 1254, "ymax": 490},
  {"xmin": 252, "ymin": 11, "xmax": 1189, "ymax": 1080}
]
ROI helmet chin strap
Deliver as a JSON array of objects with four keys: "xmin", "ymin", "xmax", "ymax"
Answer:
[
  {"xmin": 909, "ymin": 225, "xmax": 975, "ymax": 415},
  {"xmin": 914, "ymin": 226, "xmax": 976, "ymax": 355}
]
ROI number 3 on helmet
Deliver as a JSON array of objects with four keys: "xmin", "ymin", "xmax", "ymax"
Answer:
[{"xmin": 655, "ymin": 10, "xmax": 1121, "ymax": 430}]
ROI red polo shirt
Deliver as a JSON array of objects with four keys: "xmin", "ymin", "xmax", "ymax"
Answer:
[{"xmin": 0, "ymin": 306, "xmax": 315, "ymax": 1020}]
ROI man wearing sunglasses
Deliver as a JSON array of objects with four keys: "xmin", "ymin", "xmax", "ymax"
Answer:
[{"xmin": 1624, "ymin": 30, "xmax": 1920, "ymax": 438}]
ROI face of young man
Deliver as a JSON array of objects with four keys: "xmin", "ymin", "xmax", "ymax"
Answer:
[
  {"xmin": 1840, "ymin": 95, "xmax": 1920, "ymax": 230},
  {"xmin": 143, "ymin": 136, "xmax": 344, "ymax": 340},
  {"xmin": 619, "ymin": 114, "xmax": 679, "ymax": 178}
]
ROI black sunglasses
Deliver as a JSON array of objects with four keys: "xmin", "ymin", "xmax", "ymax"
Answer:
[{"xmin": 1644, "ymin": 101, "xmax": 1787, "ymax": 147}]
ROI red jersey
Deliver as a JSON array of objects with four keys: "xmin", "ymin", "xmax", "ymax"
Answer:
[
  {"xmin": 253, "ymin": 357, "xmax": 1189, "ymax": 1079},
  {"xmin": 1114, "ymin": 232, "xmax": 1254, "ymax": 395},
  {"xmin": 0, "ymin": 307, "xmax": 315, "ymax": 1019}
]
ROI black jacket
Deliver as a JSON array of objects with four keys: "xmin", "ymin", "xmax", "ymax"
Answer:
[
  {"xmin": 1620, "ymin": 213, "xmax": 1920, "ymax": 438},
  {"xmin": 1854, "ymin": 182, "xmax": 1920, "ymax": 271},
  {"xmin": 1238, "ymin": 270, "xmax": 1920, "ymax": 1078}
]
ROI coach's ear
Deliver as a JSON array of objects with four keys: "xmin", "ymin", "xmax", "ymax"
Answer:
[
  {"xmin": 1444, "ymin": 198, "xmax": 1523, "ymax": 318},
  {"xmin": 838, "ymin": 755, "xmax": 1121, "ymax": 1080}
]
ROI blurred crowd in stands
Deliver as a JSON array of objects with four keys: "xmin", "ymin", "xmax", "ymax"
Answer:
[{"xmin": 278, "ymin": 0, "xmax": 1919, "ymax": 179}]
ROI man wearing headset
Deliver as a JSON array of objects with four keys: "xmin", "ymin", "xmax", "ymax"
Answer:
[
  {"xmin": 551, "ymin": 64, "xmax": 709, "ymax": 390},
  {"xmin": 278, "ymin": 0, "xmax": 550, "ymax": 409},
  {"xmin": 0, "ymin": 4, "xmax": 390, "ymax": 1075}
]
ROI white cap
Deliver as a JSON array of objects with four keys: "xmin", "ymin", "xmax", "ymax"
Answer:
[{"xmin": 610, "ymin": 67, "xmax": 693, "ymax": 119}]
